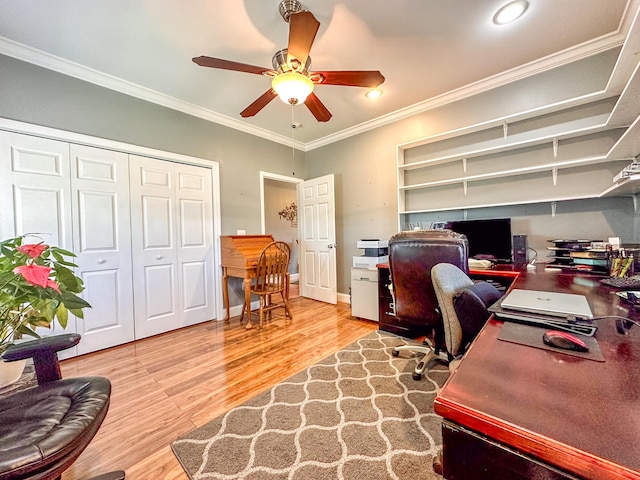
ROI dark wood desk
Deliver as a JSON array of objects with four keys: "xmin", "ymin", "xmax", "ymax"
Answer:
[{"xmin": 434, "ymin": 268, "xmax": 640, "ymax": 480}]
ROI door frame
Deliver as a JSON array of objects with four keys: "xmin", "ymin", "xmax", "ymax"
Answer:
[
  {"xmin": 260, "ymin": 171, "xmax": 303, "ymax": 282},
  {"xmin": 0, "ymin": 117, "xmax": 224, "ymax": 320}
]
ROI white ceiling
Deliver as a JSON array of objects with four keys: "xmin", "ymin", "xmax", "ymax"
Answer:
[{"xmin": 0, "ymin": 1, "xmax": 637, "ymax": 148}]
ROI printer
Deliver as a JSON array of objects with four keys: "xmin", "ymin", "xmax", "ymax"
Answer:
[{"xmin": 352, "ymin": 239, "xmax": 389, "ymax": 268}]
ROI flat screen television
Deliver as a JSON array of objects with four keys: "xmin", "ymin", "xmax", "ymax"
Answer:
[{"xmin": 446, "ymin": 218, "xmax": 512, "ymax": 263}]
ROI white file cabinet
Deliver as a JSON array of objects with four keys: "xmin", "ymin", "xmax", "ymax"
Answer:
[{"xmin": 350, "ymin": 267, "xmax": 379, "ymax": 321}]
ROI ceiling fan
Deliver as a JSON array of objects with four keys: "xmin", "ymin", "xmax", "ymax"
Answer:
[{"xmin": 192, "ymin": 0, "xmax": 385, "ymax": 122}]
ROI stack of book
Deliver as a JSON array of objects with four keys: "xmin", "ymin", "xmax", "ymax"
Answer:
[{"xmin": 570, "ymin": 249, "xmax": 609, "ymax": 273}]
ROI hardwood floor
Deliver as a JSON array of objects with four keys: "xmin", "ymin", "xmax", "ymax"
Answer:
[{"xmin": 60, "ymin": 296, "xmax": 378, "ymax": 480}]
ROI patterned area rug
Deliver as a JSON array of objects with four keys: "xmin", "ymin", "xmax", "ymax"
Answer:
[{"xmin": 171, "ymin": 330, "xmax": 449, "ymax": 480}]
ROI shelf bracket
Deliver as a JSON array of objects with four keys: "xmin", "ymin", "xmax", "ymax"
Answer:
[
  {"xmin": 551, "ymin": 201, "xmax": 557, "ymax": 217},
  {"xmin": 462, "ymin": 157, "xmax": 467, "ymax": 173},
  {"xmin": 503, "ymin": 121, "xmax": 508, "ymax": 138},
  {"xmin": 553, "ymin": 138, "xmax": 558, "ymax": 158},
  {"xmin": 463, "ymin": 180, "xmax": 468, "ymax": 195},
  {"xmin": 552, "ymin": 167, "xmax": 558, "ymax": 186}
]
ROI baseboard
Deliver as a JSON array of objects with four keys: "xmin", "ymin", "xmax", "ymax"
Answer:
[{"xmin": 337, "ymin": 292, "xmax": 350, "ymax": 304}]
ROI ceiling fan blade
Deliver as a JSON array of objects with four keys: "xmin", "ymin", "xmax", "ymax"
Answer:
[
  {"xmin": 311, "ymin": 70, "xmax": 385, "ymax": 88},
  {"xmin": 304, "ymin": 93, "xmax": 332, "ymax": 122},
  {"xmin": 240, "ymin": 89, "xmax": 278, "ymax": 118},
  {"xmin": 192, "ymin": 56, "xmax": 272, "ymax": 75},
  {"xmin": 287, "ymin": 11, "xmax": 320, "ymax": 66}
]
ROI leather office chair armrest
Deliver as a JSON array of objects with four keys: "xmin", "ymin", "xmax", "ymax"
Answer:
[
  {"xmin": 453, "ymin": 282, "xmax": 503, "ymax": 353},
  {"xmin": 1, "ymin": 333, "xmax": 81, "ymax": 384}
]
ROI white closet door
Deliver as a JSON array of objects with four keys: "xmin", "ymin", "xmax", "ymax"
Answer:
[
  {"xmin": 176, "ymin": 163, "xmax": 215, "ymax": 326},
  {"xmin": 0, "ymin": 131, "xmax": 73, "ymax": 250},
  {"xmin": 130, "ymin": 155, "xmax": 215, "ymax": 338},
  {"xmin": 70, "ymin": 144, "xmax": 135, "ymax": 354},
  {"xmin": 0, "ymin": 132, "xmax": 77, "ymax": 339},
  {"xmin": 130, "ymin": 155, "xmax": 181, "ymax": 338}
]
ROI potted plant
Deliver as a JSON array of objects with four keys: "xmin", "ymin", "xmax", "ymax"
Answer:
[{"xmin": 0, "ymin": 235, "xmax": 91, "ymax": 387}]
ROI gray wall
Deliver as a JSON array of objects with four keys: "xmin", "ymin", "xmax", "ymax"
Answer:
[
  {"xmin": 0, "ymin": 53, "xmax": 304, "ymax": 307},
  {"xmin": 306, "ymin": 48, "xmax": 640, "ymax": 294},
  {"xmin": 2, "ymin": 50, "xmax": 639, "ymax": 299}
]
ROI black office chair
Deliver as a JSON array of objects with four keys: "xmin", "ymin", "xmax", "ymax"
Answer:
[
  {"xmin": 388, "ymin": 229, "xmax": 469, "ymax": 379},
  {"xmin": 0, "ymin": 334, "xmax": 125, "ymax": 480}
]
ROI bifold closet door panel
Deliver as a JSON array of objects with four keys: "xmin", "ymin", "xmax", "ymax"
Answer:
[
  {"xmin": 0, "ymin": 132, "xmax": 78, "ymax": 345},
  {"xmin": 175, "ymin": 163, "xmax": 215, "ymax": 326},
  {"xmin": 70, "ymin": 144, "xmax": 135, "ymax": 355},
  {"xmin": 130, "ymin": 155, "xmax": 181, "ymax": 339},
  {"xmin": 0, "ymin": 131, "xmax": 73, "ymax": 253}
]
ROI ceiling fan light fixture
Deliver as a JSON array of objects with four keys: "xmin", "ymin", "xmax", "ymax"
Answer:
[
  {"xmin": 272, "ymin": 72, "xmax": 314, "ymax": 105},
  {"xmin": 365, "ymin": 88, "xmax": 382, "ymax": 99},
  {"xmin": 493, "ymin": 0, "xmax": 529, "ymax": 25}
]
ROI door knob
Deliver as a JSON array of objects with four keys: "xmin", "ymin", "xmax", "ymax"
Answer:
[
  {"xmin": 97, "ymin": 259, "xmax": 106, "ymax": 264},
  {"xmin": 156, "ymin": 255, "xmax": 163, "ymax": 260}
]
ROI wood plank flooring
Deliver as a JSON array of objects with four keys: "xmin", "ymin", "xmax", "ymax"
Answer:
[{"xmin": 60, "ymin": 296, "xmax": 378, "ymax": 480}]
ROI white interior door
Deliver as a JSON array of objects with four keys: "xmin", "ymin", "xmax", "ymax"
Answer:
[
  {"xmin": 0, "ymin": 131, "xmax": 73, "ymax": 250},
  {"xmin": 70, "ymin": 144, "xmax": 135, "ymax": 354},
  {"xmin": 130, "ymin": 155, "xmax": 180, "ymax": 338},
  {"xmin": 299, "ymin": 174, "xmax": 337, "ymax": 304},
  {"xmin": 175, "ymin": 163, "xmax": 215, "ymax": 326},
  {"xmin": 0, "ymin": 132, "xmax": 78, "ymax": 356}
]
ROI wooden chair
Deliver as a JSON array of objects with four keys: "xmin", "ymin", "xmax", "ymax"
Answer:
[{"xmin": 243, "ymin": 241, "xmax": 292, "ymax": 329}]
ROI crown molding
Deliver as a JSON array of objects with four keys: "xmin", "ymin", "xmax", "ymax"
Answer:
[
  {"xmin": 305, "ymin": 32, "xmax": 626, "ymax": 151},
  {"xmin": 0, "ymin": 36, "xmax": 306, "ymax": 151},
  {"xmin": 0, "ymin": 26, "xmax": 627, "ymax": 153}
]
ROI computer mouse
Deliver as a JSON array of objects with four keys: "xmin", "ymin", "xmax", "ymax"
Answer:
[{"xmin": 542, "ymin": 330, "xmax": 589, "ymax": 352}]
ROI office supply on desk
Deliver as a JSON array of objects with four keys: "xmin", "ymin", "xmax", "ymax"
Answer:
[
  {"xmin": 542, "ymin": 330, "xmax": 589, "ymax": 352},
  {"xmin": 488, "ymin": 301, "xmax": 597, "ymax": 336},
  {"xmin": 468, "ymin": 258, "xmax": 493, "ymax": 269},
  {"xmin": 615, "ymin": 290, "xmax": 640, "ymax": 305},
  {"xmin": 600, "ymin": 275, "xmax": 640, "ymax": 289},
  {"xmin": 497, "ymin": 322, "xmax": 604, "ymax": 361},
  {"xmin": 500, "ymin": 288, "xmax": 593, "ymax": 319}
]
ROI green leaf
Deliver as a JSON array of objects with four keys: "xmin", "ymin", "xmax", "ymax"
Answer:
[
  {"xmin": 56, "ymin": 302, "xmax": 68, "ymax": 328},
  {"xmin": 52, "ymin": 247, "xmax": 76, "ymax": 258},
  {"xmin": 16, "ymin": 324, "xmax": 41, "ymax": 339},
  {"xmin": 69, "ymin": 308, "xmax": 85, "ymax": 319},
  {"xmin": 61, "ymin": 291, "xmax": 91, "ymax": 310}
]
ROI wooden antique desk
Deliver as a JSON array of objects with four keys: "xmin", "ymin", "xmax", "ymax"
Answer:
[
  {"xmin": 220, "ymin": 234, "xmax": 274, "ymax": 322},
  {"xmin": 434, "ymin": 268, "xmax": 640, "ymax": 480}
]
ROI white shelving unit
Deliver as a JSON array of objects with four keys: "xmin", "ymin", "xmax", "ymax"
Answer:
[{"xmin": 396, "ymin": 36, "xmax": 640, "ymax": 228}]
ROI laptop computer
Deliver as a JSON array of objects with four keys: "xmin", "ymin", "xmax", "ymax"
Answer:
[{"xmin": 499, "ymin": 289, "xmax": 594, "ymax": 319}]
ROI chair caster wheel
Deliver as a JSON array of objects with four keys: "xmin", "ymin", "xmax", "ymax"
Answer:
[
  {"xmin": 432, "ymin": 453, "xmax": 443, "ymax": 475},
  {"xmin": 392, "ymin": 349, "xmax": 400, "ymax": 357},
  {"xmin": 412, "ymin": 372, "xmax": 422, "ymax": 380}
]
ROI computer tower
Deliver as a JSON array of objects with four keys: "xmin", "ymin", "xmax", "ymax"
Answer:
[{"xmin": 513, "ymin": 235, "xmax": 528, "ymax": 268}]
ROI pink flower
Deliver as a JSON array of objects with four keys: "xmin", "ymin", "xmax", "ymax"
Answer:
[
  {"xmin": 46, "ymin": 280, "xmax": 61, "ymax": 293},
  {"xmin": 17, "ymin": 243, "xmax": 47, "ymax": 259},
  {"xmin": 14, "ymin": 264, "xmax": 52, "ymax": 288}
]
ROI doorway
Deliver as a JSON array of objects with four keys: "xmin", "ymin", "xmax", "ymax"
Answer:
[{"xmin": 260, "ymin": 172, "xmax": 303, "ymax": 289}]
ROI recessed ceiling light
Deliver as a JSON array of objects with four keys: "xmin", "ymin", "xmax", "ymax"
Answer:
[
  {"xmin": 493, "ymin": 0, "xmax": 529, "ymax": 25},
  {"xmin": 365, "ymin": 88, "xmax": 383, "ymax": 99}
]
